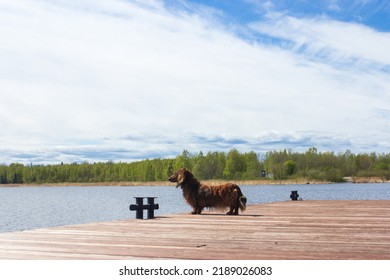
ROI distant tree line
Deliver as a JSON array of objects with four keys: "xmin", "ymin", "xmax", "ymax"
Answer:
[
  {"xmin": 0, "ymin": 148, "xmax": 389, "ymax": 184},
  {"xmin": 264, "ymin": 147, "xmax": 390, "ymax": 182}
]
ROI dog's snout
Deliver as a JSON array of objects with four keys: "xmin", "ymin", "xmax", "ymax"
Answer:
[{"xmin": 168, "ymin": 175, "xmax": 176, "ymax": 182}]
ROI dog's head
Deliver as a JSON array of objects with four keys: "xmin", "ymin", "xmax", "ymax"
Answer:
[{"xmin": 168, "ymin": 168, "xmax": 193, "ymax": 188}]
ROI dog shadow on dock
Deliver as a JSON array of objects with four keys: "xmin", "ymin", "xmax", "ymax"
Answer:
[
  {"xmin": 155, "ymin": 213, "xmax": 263, "ymax": 219},
  {"xmin": 195, "ymin": 213, "xmax": 263, "ymax": 217}
]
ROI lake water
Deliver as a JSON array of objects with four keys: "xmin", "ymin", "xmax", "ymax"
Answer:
[{"xmin": 1, "ymin": 183, "xmax": 389, "ymax": 233}]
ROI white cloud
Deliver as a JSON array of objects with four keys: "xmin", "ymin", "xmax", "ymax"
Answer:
[
  {"xmin": 250, "ymin": 15, "xmax": 390, "ymax": 67},
  {"xmin": 328, "ymin": 0, "xmax": 342, "ymax": 12},
  {"xmin": 0, "ymin": 0, "xmax": 389, "ymax": 164}
]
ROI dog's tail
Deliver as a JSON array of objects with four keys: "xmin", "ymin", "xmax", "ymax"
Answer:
[
  {"xmin": 236, "ymin": 187, "xmax": 247, "ymax": 212},
  {"xmin": 239, "ymin": 195, "xmax": 247, "ymax": 212}
]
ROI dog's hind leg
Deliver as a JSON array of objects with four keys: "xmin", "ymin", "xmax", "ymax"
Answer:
[
  {"xmin": 226, "ymin": 204, "xmax": 239, "ymax": 215},
  {"xmin": 226, "ymin": 189, "xmax": 240, "ymax": 215}
]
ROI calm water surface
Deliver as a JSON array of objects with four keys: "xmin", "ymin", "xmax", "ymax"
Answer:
[{"xmin": 0, "ymin": 183, "xmax": 389, "ymax": 233}]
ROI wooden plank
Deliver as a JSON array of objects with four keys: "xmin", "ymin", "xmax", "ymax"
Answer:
[{"xmin": 0, "ymin": 200, "xmax": 389, "ymax": 259}]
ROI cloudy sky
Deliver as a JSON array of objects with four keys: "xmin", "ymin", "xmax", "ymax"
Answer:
[{"xmin": 1, "ymin": 0, "xmax": 389, "ymax": 164}]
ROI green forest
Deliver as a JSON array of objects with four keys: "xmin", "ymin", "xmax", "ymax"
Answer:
[{"xmin": 1, "ymin": 148, "xmax": 390, "ymax": 184}]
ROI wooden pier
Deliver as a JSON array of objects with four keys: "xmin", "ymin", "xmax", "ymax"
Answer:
[{"xmin": 0, "ymin": 200, "xmax": 389, "ymax": 260}]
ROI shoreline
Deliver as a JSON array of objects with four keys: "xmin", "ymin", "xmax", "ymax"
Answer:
[
  {"xmin": 0, "ymin": 179, "xmax": 328, "ymax": 187},
  {"xmin": 1, "ymin": 177, "xmax": 389, "ymax": 187}
]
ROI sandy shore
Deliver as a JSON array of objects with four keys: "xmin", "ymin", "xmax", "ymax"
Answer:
[
  {"xmin": 1, "ymin": 178, "xmax": 324, "ymax": 187},
  {"xmin": 2, "ymin": 177, "xmax": 389, "ymax": 187}
]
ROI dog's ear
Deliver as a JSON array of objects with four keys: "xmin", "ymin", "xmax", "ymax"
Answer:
[
  {"xmin": 177, "ymin": 168, "xmax": 193, "ymax": 185},
  {"xmin": 177, "ymin": 168, "xmax": 187, "ymax": 185}
]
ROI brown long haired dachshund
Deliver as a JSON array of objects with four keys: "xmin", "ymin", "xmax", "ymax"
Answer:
[{"xmin": 169, "ymin": 168, "xmax": 247, "ymax": 215}]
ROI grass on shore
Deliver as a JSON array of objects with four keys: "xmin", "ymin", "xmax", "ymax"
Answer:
[{"xmin": 2, "ymin": 177, "xmax": 388, "ymax": 187}]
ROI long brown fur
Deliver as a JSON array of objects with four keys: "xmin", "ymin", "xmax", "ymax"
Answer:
[{"xmin": 168, "ymin": 168, "xmax": 247, "ymax": 215}]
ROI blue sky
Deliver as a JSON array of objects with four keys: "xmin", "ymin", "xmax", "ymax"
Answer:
[
  {"xmin": 0, "ymin": 0, "xmax": 389, "ymax": 164},
  {"xmin": 188, "ymin": 0, "xmax": 390, "ymax": 30}
]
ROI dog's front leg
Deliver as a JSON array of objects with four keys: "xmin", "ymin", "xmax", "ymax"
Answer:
[{"xmin": 190, "ymin": 207, "xmax": 202, "ymax": 214}]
